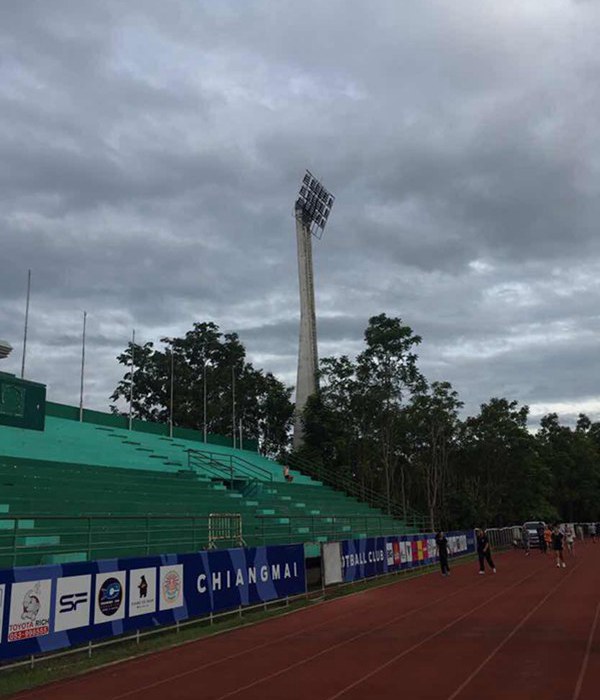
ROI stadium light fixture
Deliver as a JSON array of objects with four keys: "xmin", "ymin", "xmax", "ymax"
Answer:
[
  {"xmin": 295, "ymin": 170, "xmax": 335, "ymax": 240},
  {"xmin": 0, "ymin": 340, "xmax": 13, "ymax": 360},
  {"xmin": 293, "ymin": 170, "xmax": 335, "ymax": 450}
]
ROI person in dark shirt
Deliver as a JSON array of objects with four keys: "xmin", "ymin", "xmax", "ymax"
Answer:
[
  {"xmin": 537, "ymin": 525, "xmax": 546, "ymax": 554},
  {"xmin": 521, "ymin": 526, "xmax": 530, "ymax": 556},
  {"xmin": 435, "ymin": 531, "xmax": 450, "ymax": 576},
  {"xmin": 476, "ymin": 528, "xmax": 496, "ymax": 575},
  {"xmin": 552, "ymin": 524, "xmax": 566, "ymax": 568}
]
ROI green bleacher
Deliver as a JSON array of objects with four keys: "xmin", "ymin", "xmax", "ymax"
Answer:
[{"xmin": 0, "ymin": 404, "xmax": 413, "ymax": 569}]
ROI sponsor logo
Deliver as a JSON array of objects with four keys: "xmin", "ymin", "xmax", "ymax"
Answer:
[
  {"xmin": 162, "ymin": 570, "xmax": 181, "ymax": 603},
  {"xmin": 160, "ymin": 565, "xmax": 184, "ymax": 611},
  {"xmin": 55, "ymin": 575, "xmax": 92, "ymax": 632},
  {"xmin": 98, "ymin": 578, "xmax": 122, "ymax": 617},
  {"xmin": 386, "ymin": 542, "xmax": 394, "ymax": 566},
  {"xmin": 94, "ymin": 572, "xmax": 126, "ymax": 623},
  {"xmin": 129, "ymin": 568, "xmax": 157, "ymax": 618},
  {"xmin": 138, "ymin": 576, "xmax": 149, "ymax": 598},
  {"xmin": 8, "ymin": 580, "xmax": 52, "ymax": 642},
  {"xmin": 59, "ymin": 592, "xmax": 88, "ymax": 613}
]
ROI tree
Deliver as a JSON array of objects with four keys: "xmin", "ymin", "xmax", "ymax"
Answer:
[
  {"xmin": 300, "ymin": 314, "xmax": 425, "ymax": 517},
  {"xmin": 407, "ymin": 382, "xmax": 463, "ymax": 530},
  {"xmin": 110, "ymin": 322, "xmax": 294, "ymax": 459},
  {"xmin": 356, "ymin": 314, "xmax": 425, "ymax": 515},
  {"xmin": 456, "ymin": 398, "xmax": 552, "ymax": 526},
  {"xmin": 537, "ymin": 413, "xmax": 600, "ymax": 522}
]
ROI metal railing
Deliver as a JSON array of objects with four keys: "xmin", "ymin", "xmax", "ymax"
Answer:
[
  {"xmin": 486, "ymin": 526, "xmax": 522, "ymax": 550},
  {"xmin": 0, "ymin": 514, "xmax": 210, "ymax": 569},
  {"xmin": 252, "ymin": 514, "xmax": 413, "ymax": 547},
  {"xmin": 208, "ymin": 513, "xmax": 245, "ymax": 549},
  {"xmin": 188, "ymin": 449, "xmax": 273, "ymax": 483},
  {"xmin": 287, "ymin": 453, "xmax": 429, "ymax": 530},
  {"xmin": 0, "ymin": 512, "xmax": 424, "ymax": 569}
]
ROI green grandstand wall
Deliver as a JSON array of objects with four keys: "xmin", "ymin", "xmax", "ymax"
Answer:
[{"xmin": 46, "ymin": 401, "xmax": 259, "ymax": 452}]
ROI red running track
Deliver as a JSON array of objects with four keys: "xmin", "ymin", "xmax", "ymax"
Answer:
[{"xmin": 9, "ymin": 545, "xmax": 600, "ymax": 700}]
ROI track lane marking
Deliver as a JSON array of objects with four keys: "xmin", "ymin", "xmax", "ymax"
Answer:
[
  {"xmin": 322, "ymin": 567, "xmax": 542, "ymax": 700},
  {"xmin": 210, "ymin": 566, "xmax": 541, "ymax": 700},
  {"xmin": 11, "ymin": 561, "xmax": 467, "ymax": 699},
  {"xmin": 112, "ymin": 577, "xmax": 478, "ymax": 700},
  {"xmin": 445, "ymin": 563, "xmax": 581, "ymax": 700},
  {"xmin": 572, "ymin": 599, "xmax": 600, "ymax": 700}
]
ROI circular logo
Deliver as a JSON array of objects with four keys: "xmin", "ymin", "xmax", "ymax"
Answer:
[
  {"xmin": 98, "ymin": 577, "xmax": 123, "ymax": 617},
  {"xmin": 162, "ymin": 570, "xmax": 181, "ymax": 603}
]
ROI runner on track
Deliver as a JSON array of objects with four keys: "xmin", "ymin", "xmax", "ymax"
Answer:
[
  {"xmin": 435, "ymin": 531, "xmax": 450, "ymax": 576},
  {"xmin": 590, "ymin": 522, "xmax": 597, "ymax": 543},
  {"xmin": 576, "ymin": 523, "xmax": 584, "ymax": 543},
  {"xmin": 476, "ymin": 528, "xmax": 496, "ymax": 574},
  {"xmin": 552, "ymin": 524, "xmax": 566, "ymax": 568}
]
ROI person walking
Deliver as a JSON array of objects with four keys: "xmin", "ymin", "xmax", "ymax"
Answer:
[
  {"xmin": 552, "ymin": 524, "xmax": 566, "ymax": 568},
  {"xmin": 537, "ymin": 524, "xmax": 546, "ymax": 554},
  {"xmin": 522, "ymin": 526, "xmax": 530, "ymax": 556},
  {"xmin": 476, "ymin": 528, "xmax": 496, "ymax": 574},
  {"xmin": 544, "ymin": 525, "xmax": 552, "ymax": 554},
  {"xmin": 436, "ymin": 531, "xmax": 450, "ymax": 576}
]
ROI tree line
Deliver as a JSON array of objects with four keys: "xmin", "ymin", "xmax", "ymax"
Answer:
[{"xmin": 111, "ymin": 317, "xmax": 600, "ymax": 529}]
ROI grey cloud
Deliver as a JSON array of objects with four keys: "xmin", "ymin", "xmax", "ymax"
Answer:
[{"xmin": 2, "ymin": 0, "xmax": 600, "ymax": 426}]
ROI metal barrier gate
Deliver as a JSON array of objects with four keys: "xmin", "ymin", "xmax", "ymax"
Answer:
[{"xmin": 208, "ymin": 513, "xmax": 245, "ymax": 549}]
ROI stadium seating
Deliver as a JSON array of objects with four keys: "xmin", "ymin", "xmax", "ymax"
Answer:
[{"xmin": 0, "ymin": 407, "xmax": 413, "ymax": 568}]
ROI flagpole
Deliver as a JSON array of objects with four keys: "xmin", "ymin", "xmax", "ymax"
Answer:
[
  {"xmin": 128, "ymin": 329, "xmax": 136, "ymax": 431},
  {"xmin": 79, "ymin": 311, "xmax": 87, "ymax": 422},
  {"xmin": 203, "ymin": 359, "xmax": 207, "ymax": 443},
  {"xmin": 231, "ymin": 365, "xmax": 236, "ymax": 449},
  {"xmin": 169, "ymin": 348, "xmax": 174, "ymax": 438},
  {"xmin": 20, "ymin": 269, "xmax": 31, "ymax": 379}
]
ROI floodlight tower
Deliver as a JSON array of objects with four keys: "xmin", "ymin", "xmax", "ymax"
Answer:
[
  {"xmin": 293, "ymin": 171, "xmax": 335, "ymax": 450},
  {"xmin": 0, "ymin": 340, "xmax": 13, "ymax": 361}
]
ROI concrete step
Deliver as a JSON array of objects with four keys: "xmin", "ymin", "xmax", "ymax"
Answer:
[
  {"xmin": 0, "ymin": 519, "xmax": 35, "ymax": 530},
  {"xmin": 16, "ymin": 535, "xmax": 60, "ymax": 547},
  {"xmin": 42, "ymin": 552, "xmax": 87, "ymax": 565}
]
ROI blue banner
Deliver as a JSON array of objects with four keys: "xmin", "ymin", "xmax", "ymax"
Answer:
[
  {"xmin": 341, "ymin": 530, "xmax": 475, "ymax": 583},
  {"xmin": 0, "ymin": 543, "xmax": 305, "ymax": 661}
]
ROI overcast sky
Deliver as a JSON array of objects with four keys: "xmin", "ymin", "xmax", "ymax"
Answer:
[{"xmin": 2, "ymin": 0, "xmax": 600, "ymax": 426}]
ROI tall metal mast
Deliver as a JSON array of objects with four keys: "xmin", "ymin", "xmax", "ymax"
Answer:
[{"xmin": 293, "ymin": 171, "xmax": 335, "ymax": 450}]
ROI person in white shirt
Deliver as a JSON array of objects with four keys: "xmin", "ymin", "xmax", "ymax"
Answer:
[{"xmin": 565, "ymin": 524, "xmax": 575, "ymax": 555}]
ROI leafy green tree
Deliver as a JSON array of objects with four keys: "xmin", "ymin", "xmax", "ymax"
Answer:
[
  {"xmin": 456, "ymin": 399, "xmax": 552, "ymax": 526},
  {"xmin": 110, "ymin": 322, "xmax": 293, "ymax": 459},
  {"xmin": 355, "ymin": 314, "xmax": 425, "ymax": 514},
  {"xmin": 536, "ymin": 413, "xmax": 600, "ymax": 521},
  {"xmin": 406, "ymin": 382, "xmax": 463, "ymax": 530}
]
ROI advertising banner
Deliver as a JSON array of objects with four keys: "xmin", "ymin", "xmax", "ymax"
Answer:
[
  {"xmin": 0, "ymin": 543, "xmax": 305, "ymax": 662},
  {"xmin": 339, "ymin": 530, "xmax": 475, "ymax": 584},
  {"xmin": 340, "ymin": 537, "xmax": 387, "ymax": 582}
]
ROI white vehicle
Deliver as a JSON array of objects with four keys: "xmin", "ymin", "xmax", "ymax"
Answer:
[{"xmin": 523, "ymin": 521, "xmax": 546, "ymax": 548}]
